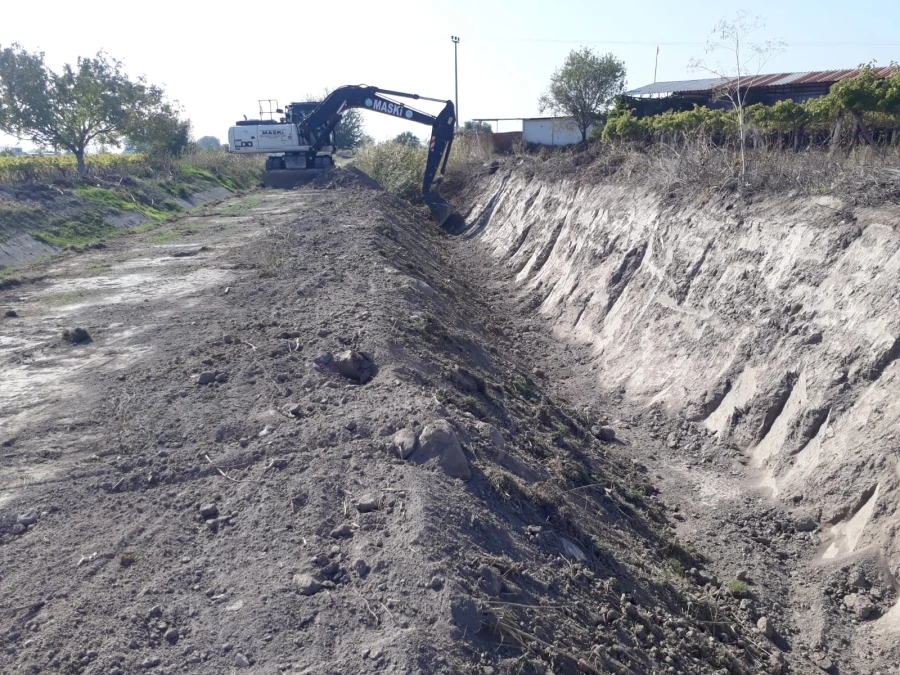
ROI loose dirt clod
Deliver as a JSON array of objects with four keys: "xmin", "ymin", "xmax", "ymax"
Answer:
[
  {"xmin": 61, "ymin": 326, "xmax": 90, "ymax": 344},
  {"xmin": 391, "ymin": 428, "xmax": 418, "ymax": 459},
  {"xmin": 415, "ymin": 420, "xmax": 471, "ymax": 480},
  {"xmin": 331, "ymin": 349, "xmax": 376, "ymax": 383},
  {"xmin": 355, "ymin": 493, "xmax": 379, "ymax": 513}
]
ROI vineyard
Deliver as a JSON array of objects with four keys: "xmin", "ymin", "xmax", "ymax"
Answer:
[{"xmin": 602, "ymin": 65, "xmax": 900, "ymax": 148}]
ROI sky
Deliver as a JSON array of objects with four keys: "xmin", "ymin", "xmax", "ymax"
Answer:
[{"xmin": 2, "ymin": 0, "xmax": 899, "ymax": 149}]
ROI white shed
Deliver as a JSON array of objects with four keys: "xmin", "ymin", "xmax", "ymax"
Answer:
[{"xmin": 522, "ymin": 117, "xmax": 591, "ymax": 146}]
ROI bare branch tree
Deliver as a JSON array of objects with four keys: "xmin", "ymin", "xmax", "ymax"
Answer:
[{"xmin": 689, "ymin": 11, "xmax": 786, "ymax": 179}]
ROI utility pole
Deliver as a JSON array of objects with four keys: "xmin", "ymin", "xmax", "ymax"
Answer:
[
  {"xmin": 451, "ymin": 35, "xmax": 460, "ymax": 125},
  {"xmin": 654, "ymin": 45, "xmax": 660, "ymax": 83}
]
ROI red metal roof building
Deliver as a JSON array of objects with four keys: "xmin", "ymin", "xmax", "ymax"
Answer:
[{"xmin": 625, "ymin": 67, "xmax": 897, "ymax": 115}]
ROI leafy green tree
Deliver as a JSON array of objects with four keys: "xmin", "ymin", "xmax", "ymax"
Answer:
[
  {"xmin": 301, "ymin": 89, "xmax": 368, "ymax": 150},
  {"xmin": 829, "ymin": 64, "xmax": 889, "ymax": 148},
  {"xmin": 128, "ymin": 115, "xmax": 192, "ymax": 157},
  {"xmin": 197, "ymin": 135, "xmax": 222, "ymax": 151},
  {"xmin": 393, "ymin": 131, "xmax": 420, "ymax": 146},
  {"xmin": 463, "ymin": 120, "xmax": 492, "ymax": 133},
  {"xmin": 0, "ymin": 43, "xmax": 181, "ymax": 175},
  {"xmin": 539, "ymin": 48, "xmax": 626, "ymax": 142}
]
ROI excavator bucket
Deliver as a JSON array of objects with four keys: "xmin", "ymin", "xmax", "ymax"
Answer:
[{"xmin": 424, "ymin": 193, "xmax": 453, "ymax": 227}]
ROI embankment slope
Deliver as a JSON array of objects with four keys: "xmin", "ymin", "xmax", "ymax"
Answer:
[{"xmin": 456, "ymin": 161, "xmax": 900, "ymax": 670}]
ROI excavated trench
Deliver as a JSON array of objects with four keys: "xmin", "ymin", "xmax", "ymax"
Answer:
[
  {"xmin": 1, "ymin": 166, "xmax": 899, "ymax": 675},
  {"xmin": 3, "ymin": 172, "xmax": 801, "ymax": 675},
  {"xmin": 451, "ymin": 164, "xmax": 900, "ymax": 673}
]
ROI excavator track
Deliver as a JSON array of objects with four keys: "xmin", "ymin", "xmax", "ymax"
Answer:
[{"xmin": 261, "ymin": 169, "xmax": 324, "ymax": 189}]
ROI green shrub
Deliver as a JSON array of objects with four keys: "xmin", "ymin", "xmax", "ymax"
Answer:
[
  {"xmin": 353, "ymin": 133, "xmax": 493, "ymax": 201},
  {"xmin": 727, "ymin": 580, "xmax": 750, "ymax": 597},
  {"xmin": 513, "ymin": 377, "xmax": 536, "ymax": 399},
  {"xmin": 600, "ymin": 65, "xmax": 900, "ymax": 148}
]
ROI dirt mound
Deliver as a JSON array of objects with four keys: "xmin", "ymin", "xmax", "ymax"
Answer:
[
  {"xmin": 1, "ymin": 170, "xmax": 767, "ymax": 674},
  {"xmin": 452, "ymin": 160, "xmax": 900, "ymax": 673}
]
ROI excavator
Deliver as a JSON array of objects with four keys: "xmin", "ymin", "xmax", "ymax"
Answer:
[{"xmin": 227, "ymin": 85, "xmax": 456, "ymax": 225}]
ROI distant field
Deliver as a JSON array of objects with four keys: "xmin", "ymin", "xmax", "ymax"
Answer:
[{"xmin": 0, "ymin": 153, "xmax": 148, "ymax": 183}]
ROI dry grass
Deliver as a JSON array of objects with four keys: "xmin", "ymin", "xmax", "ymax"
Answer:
[
  {"xmin": 512, "ymin": 141, "xmax": 900, "ymax": 206},
  {"xmin": 353, "ymin": 134, "xmax": 494, "ymax": 202},
  {"xmin": 250, "ymin": 218, "xmax": 296, "ymax": 278},
  {"xmin": 0, "ymin": 151, "xmax": 264, "ymax": 191},
  {"xmin": 353, "ymin": 142, "xmax": 427, "ymax": 202},
  {"xmin": 0, "ymin": 153, "xmax": 150, "ymax": 184}
]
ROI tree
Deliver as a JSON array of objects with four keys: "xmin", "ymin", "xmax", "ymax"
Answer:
[
  {"xmin": 325, "ymin": 95, "xmax": 362, "ymax": 150},
  {"xmin": 128, "ymin": 115, "xmax": 192, "ymax": 157},
  {"xmin": 197, "ymin": 135, "xmax": 222, "ymax": 151},
  {"xmin": 463, "ymin": 120, "xmax": 492, "ymax": 133},
  {"xmin": 689, "ymin": 12, "xmax": 786, "ymax": 177},
  {"xmin": 0, "ymin": 44, "xmax": 182, "ymax": 175},
  {"xmin": 538, "ymin": 48, "xmax": 626, "ymax": 142},
  {"xmin": 334, "ymin": 108, "xmax": 366, "ymax": 149},
  {"xmin": 393, "ymin": 131, "xmax": 420, "ymax": 146},
  {"xmin": 307, "ymin": 89, "xmax": 367, "ymax": 150},
  {"xmin": 829, "ymin": 63, "xmax": 891, "ymax": 150}
]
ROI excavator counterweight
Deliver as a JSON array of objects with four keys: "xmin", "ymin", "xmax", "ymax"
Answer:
[{"xmin": 227, "ymin": 86, "xmax": 457, "ymax": 225}]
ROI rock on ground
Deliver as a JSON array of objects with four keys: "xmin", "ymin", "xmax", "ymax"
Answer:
[
  {"xmin": 415, "ymin": 420, "xmax": 471, "ymax": 480},
  {"xmin": 392, "ymin": 428, "xmax": 418, "ymax": 459},
  {"xmin": 332, "ymin": 350, "xmax": 376, "ymax": 383},
  {"xmin": 293, "ymin": 574, "xmax": 322, "ymax": 596}
]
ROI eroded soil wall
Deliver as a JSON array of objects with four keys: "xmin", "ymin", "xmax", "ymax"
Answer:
[{"xmin": 461, "ymin": 168, "xmax": 900, "ymax": 625}]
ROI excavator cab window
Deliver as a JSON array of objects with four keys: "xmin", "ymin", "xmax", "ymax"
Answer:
[{"xmin": 286, "ymin": 102, "xmax": 321, "ymax": 125}]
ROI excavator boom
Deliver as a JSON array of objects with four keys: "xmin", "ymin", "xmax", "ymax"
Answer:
[{"xmin": 227, "ymin": 85, "xmax": 457, "ymax": 225}]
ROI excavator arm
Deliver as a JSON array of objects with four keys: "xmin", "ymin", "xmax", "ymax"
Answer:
[{"xmin": 298, "ymin": 86, "xmax": 456, "ymax": 223}]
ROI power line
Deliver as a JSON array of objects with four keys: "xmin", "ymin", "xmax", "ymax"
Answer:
[{"xmin": 462, "ymin": 37, "xmax": 900, "ymax": 48}]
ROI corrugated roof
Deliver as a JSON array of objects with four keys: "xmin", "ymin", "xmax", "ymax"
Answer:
[
  {"xmin": 627, "ymin": 67, "xmax": 897, "ymax": 96},
  {"xmin": 627, "ymin": 77, "xmax": 728, "ymax": 96},
  {"xmin": 521, "ymin": 116, "xmax": 578, "ymax": 122}
]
